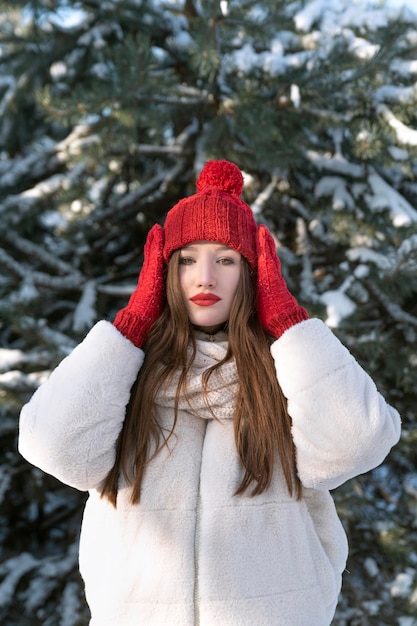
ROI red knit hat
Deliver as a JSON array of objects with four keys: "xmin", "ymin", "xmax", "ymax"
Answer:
[{"xmin": 163, "ymin": 160, "xmax": 258, "ymax": 268}]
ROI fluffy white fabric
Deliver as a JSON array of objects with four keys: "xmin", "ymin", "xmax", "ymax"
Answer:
[
  {"xmin": 271, "ymin": 319, "xmax": 401, "ymax": 490},
  {"xmin": 19, "ymin": 318, "xmax": 401, "ymax": 625},
  {"xmin": 155, "ymin": 334, "xmax": 238, "ymax": 420},
  {"xmin": 19, "ymin": 321, "xmax": 144, "ymax": 490}
]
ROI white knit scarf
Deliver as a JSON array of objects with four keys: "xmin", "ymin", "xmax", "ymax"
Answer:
[{"xmin": 155, "ymin": 338, "xmax": 238, "ymax": 421}]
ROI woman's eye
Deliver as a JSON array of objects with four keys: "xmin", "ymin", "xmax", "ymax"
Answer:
[
  {"xmin": 179, "ymin": 256, "xmax": 194, "ymax": 265},
  {"xmin": 217, "ymin": 257, "xmax": 234, "ymax": 265}
]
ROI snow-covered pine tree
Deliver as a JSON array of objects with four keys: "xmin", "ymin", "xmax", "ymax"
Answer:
[{"xmin": 1, "ymin": 0, "xmax": 416, "ymax": 623}]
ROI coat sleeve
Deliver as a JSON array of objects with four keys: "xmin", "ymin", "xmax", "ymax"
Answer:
[
  {"xmin": 18, "ymin": 321, "xmax": 144, "ymax": 491},
  {"xmin": 270, "ymin": 318, "xmax": 401, "ymax": 491}
]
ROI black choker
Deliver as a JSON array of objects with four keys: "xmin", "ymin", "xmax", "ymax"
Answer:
[{"xmin": 192, "ymin": 323, "xmax": 228, "ymax": 342}]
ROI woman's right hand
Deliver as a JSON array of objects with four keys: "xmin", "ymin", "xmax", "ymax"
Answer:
[{"xmin": 113, "ymin": 224, "xmax": 165, "ymax": 348}]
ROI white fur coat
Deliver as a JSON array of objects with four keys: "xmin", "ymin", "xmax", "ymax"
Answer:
[{"xmin": 19, "ymin": 319, "xmax": 401, "ymax": 625}]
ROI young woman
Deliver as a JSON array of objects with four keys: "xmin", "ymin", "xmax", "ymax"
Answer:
[{"xmin": 19, "ymin": 160, "xmax": 401, "ymax": 626}]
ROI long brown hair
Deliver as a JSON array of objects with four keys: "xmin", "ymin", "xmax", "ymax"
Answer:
[{"xmin": 101, "ymin": 252, "xmax": 301, "ymax": 506}]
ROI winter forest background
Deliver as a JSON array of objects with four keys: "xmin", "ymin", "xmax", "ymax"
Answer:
[{"xmin": 1, "ymin": 0, "xmax": 417, "ymax": 623}]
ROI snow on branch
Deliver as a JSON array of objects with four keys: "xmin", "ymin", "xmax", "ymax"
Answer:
[
  {"xmin": 367, "ymin": 171, "xmax": 417, "ymax": 226},
  {"xmin": 306, "ymin": 150, "xmax": 364, "ymax": 178},
  {"xmin": 0, "ymin": 369, "xmax": 50, "ymax": 393},
  {"xmin": 378, "ymin": 104, "xmax": 417, "ymax": 146},
  {"xmin": 73, "ymin": 280, "xmax": 97, "ymax": 332},
  {"xmin": 296, "ymin": 218, "xmax": 322, "ymax": 305},
  {"xmin": 0, "ymin": 553, "xmax": 39, "ymax": 607},
  {"xmin": 398, "ymin": 233, "xmax": 417, "ymax": 260},
  {"xmin": 0, "ymin": 545, "xmax": 80, "ymax": 621},
  {"xmin": 375, "ymin": 84, "xmax": 417, "ymax": 106},
  {"xmin": 0, "ymin": 348, "xmax": 51, "ymax": 374},
  {"xmin": 250, "ymin": 175, "xmax": 278, "ymax": 215}
]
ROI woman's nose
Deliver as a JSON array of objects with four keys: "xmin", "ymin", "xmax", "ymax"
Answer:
[{"xmin": 197, "ymin": 261, "xmax": 216, "ymax": 288}]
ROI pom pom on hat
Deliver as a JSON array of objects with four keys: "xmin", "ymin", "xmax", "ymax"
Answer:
[
  {"xmin": 196, "ymin": 160, "xmax": 244, "ymax": 196},
  {"xmin": 163, "ymin": 160, "xmax": 258, "ymax": 267}
]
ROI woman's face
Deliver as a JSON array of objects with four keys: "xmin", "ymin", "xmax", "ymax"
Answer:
[{"xmin": 178, "ymin": 241, "xmax": 242, "ymax": 332}]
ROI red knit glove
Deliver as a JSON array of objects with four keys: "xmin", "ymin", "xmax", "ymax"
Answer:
[
  {"xmin": 113, "ymin": 224, "xmax": 165, "ymax": 348},
  {"xmin": 256, "ymin": 225, "xmax": 308, "ymax": 339}
]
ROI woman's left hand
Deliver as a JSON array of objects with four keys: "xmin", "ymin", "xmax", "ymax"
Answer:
[{"xmin": 256, "ymin": 225, "xmax": 308, "ymax": 339}]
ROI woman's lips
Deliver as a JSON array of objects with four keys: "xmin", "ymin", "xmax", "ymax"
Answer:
[{"xmin": 190, "ymin": 293, "xmax": 221, "ymax": 306}]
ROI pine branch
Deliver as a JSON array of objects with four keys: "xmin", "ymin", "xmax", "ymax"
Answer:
[
  {"xmin": 56, "ymin": 119, "xmax": 103, "ymax": 154},
  {"xmin": 0, "ymin": 249, "xmax": 83, "ymax": 290},
  {"xmin": 1, "ymin": 165, "xmax": 86, "ymax": 217},
  {"xmin": 111, "ymin": 144, "xmax": 189, "ymax": 156},
  {"xmin": 366, "ymin": 280, "xmax": 417, "ymax": 327},
  {"xmin": 390, "ymin": 234, "xmax": 417, "ymax": 278},
  {"xmin": 110, "ymin": 118, "xmax": 200, "ymax": 158},
  {"xmin": 0, "ymin": 72, "xmax": 30, "ymax": 118},
  {"xmin": 145, "ymin": 159, "xmax": 190, "ymax": 204},
  {"xmin": 112, "ymin": 170, "xmax": 167, "ymax": 213},
  {"xmin": 0, "ymin": 145, "xmax": 61, "ymax": 191},
  {"xmin": 94, "ymin": 157, "xmax": 190, "ymax": 229},
  {"xmin": 111, "ymin": 120, "xmax": 200, "ymax": 214},
  {"xmin": 134, "ymin": 91, "xmax": 212, "ymax": 106},
  {"xmin": 20, "ymin": 317, "xmax": 76, "ymax": 352},
  {"xmin": 1, "ymin": 232, "xmax": 81, "ymax": 277}
]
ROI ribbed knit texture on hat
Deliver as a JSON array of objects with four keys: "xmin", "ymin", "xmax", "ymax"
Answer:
[{"xmin": 163, "ymin": 160, "xmax": 258, "ymax": 267}]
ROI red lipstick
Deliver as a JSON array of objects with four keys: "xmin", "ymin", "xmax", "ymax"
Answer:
[{"xmin": 190, "ymin": 293, "xmax": 221, "ymax": 306}]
